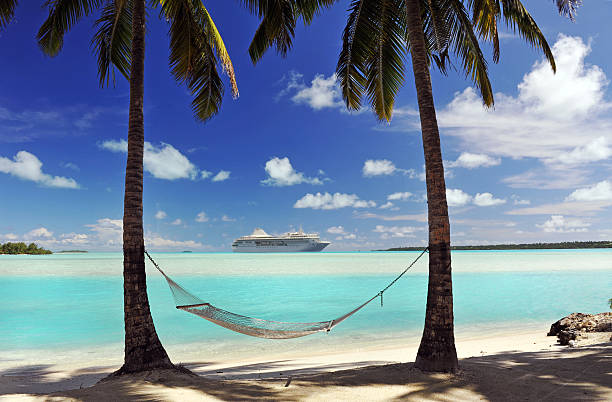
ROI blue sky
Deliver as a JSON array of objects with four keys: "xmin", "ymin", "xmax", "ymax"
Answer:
[{"xmin": 1, "ymin": 2, "xmax": 611, "ymax": 251}]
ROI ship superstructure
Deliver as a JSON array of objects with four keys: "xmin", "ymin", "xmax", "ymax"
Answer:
[{"xmin": 232, "ymin": 228, "xmax": 330, "ymax": 252}]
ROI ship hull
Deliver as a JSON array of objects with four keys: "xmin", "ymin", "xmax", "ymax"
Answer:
[{"xmin": 232, "ymin": 242, "xmax": 330, "ymax": 253}]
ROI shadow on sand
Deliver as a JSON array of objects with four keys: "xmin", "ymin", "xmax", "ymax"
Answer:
[{"xmin": 1, "ymin": 343, "xmax": 610, "ymax": 401}]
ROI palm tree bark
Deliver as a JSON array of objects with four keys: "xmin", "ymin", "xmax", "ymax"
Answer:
[
  {"xmin": 117, "ymin": 0, "xmax": 173, "ymax": 374},
  {"xmin": 406, "ymin": 0, "xmax": 458, "ymax": 373}
]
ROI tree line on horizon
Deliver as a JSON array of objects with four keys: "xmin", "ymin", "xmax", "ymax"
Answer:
[
  {"xmin": 0, "ymin": 242, "xmax": 52, "ymax": 255},
  {"xmin": 0, "ymin": 0, "xmax": 581, "ymax": 375}
]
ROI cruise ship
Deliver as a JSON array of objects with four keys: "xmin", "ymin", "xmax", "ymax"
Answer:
[{"xmin": 232, "ymin": 228, "xmax": 330, "ymax": 252}]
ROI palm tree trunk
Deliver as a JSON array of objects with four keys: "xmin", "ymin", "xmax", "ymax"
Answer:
[
  {"xmin": 406, "ymin": 0, "xmax": 458, "ymax": 373},
  {"xmin": 117, "ymin": 0, "xmax": 173, "ymax": 374}
]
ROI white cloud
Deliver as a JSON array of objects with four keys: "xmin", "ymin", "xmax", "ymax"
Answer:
[
  {"xmin": 155, "ymin": 210, "xmax": 167, "ymax": 219},
  {"xmin": 201, "ymin": 170, "xmax": 212, "ymax": 179},
  {"xmin": 25, "ymin": 227, "xmax": 54, "ymax": 239},
  {"xmin": 100, "ymin": 139, "xmax": 199, "ymax": 180},
  {"xmin": 566, "ymin": 180, "xmax": 612, "ymax": 201},
  {"xmin": 221, "ymin": 215, "xmax": 235, "ymax": 222},
  {"xmin": 446, "ymin": 189, "xmax": 472, "ymax": 207},
  {"xmin": 446, "ymin": 189, "xmax": 506, "ymax": 207},
  {"xmin": 327, "ymin": 226, "xmax": 346, "ymax": 235},
  {"xmin": 212, "ymin": 170, "xmax": 231, "ymax": 182},
  {"xmin": 373, "ymin": 225, "xmax": 420, "ymax": 238},
  {"xmin": 536, "ymin": 215, "xmax": 590, "ymax": 233},
  {"xmin": 261, "ymin": 157, "xmax": 322, "ymax": 186},
  {"xmin": 446, "ymin": 152, "xmax": 501, "ymax": 169},
  {"xmin": 0, "ymin": 151, "xmax": 79, "ymax": 188},
  {"xmin": 85, "ymin": 218, "xmax": 123, "ymax": 247},
  {"xmin": 363, "ymin": 159, "xmax": 396, "ymax": 177},
  {"xmin": 282, "ymin": 72, "xmax": 343, "ymax": 110},
  {"xmin": 407, "ymin": 35, "xmax": 612, "ymax": 182},
  {"xmin": 550, "ymin": 137, "xmax": 612, "ymax": 165},
  {"xmin": 170, "ymin": 218, "xmax": 183, "ymax": 226},
  {"xmin": 473, "ymin": 192, "xmax": 506, "ymax": 207},
  {"xmin": 387, "ymin": 192, "xmax": 413, "ymax": 201},
  {"xmin": 195, "ymin": 212, "xmax": 209, "ymax": 223},
  {"xmin": 379, "ymin": 201, "xmax": 395, "ymax": 209},
  {"xmin": 511, "ymin": 195, "xmax": 531, "ymax": 205},
  {"xmin": 294, "ymin": 192, "xmax": 376, "ymax": 210},
  {"xmin": 145, "ymin": 235, "xmax": 203, "ymax": 249}
]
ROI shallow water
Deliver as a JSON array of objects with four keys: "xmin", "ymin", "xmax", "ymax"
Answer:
[{"xmin": 1, "ymin": 250, "xmax": 610, "ymax": 360}]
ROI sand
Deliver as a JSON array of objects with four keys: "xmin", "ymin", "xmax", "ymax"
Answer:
[{"xmin": 1, "ymin": 329, "xmax": 610, "ymax": 401}]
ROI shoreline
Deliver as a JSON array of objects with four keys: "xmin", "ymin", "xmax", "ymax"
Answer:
[{"xmin": 5, "ymin": 325, "xmax": 608, "ymax": 395}]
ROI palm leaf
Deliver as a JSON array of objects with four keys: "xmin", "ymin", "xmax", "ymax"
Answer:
[
  {"xmin": 555, "ymin": 0, "xmax": 581, "ymax": 21},
  {"xmin": 444, "ymin": 0, "xmax": 493, "ymax": 106},
  {"xmin": 0, "ymin": 0, "xmax": 17, "ymax": 31},
  {"xmin": 498, "ymin": 0, "xmax": 555, "ymax": 71},
  {"xmin": 91, "ymin": 0, "xmax": 133, "ymax": 87},
  {"xmin": 38, "ymin": 0, "xmax": 103, "ymax": 56},
  {"xmin": 242, "ymin": 0, "xmax": 337, "ymax": 63},
  {"xmin": 159, "ymin": 0, "xmax": 237, "ymax": 121},
  {"xmin": 469, "ymin": 0, "xmax": 500, "ymax": 61},
  {"xmin": 364, "ymin": 0, "xmax": 406, "ymax": 121},
  {"xmin": 337, "ymin": 0, "xmax": 373, "ymax": 111}
]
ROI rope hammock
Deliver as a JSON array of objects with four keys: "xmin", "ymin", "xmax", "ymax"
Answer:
[{"xmin": 145, "ymin": 248, "xmax": 428, "ymax": 339}]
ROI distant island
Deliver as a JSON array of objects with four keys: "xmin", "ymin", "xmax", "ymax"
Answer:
[
  {"xmin": 0, "ymin": 242, "xmax": 52, "ymax": 255},
  {"xmin": 56, "ymin": 250, "xmax": 88, "ymax": 253},
  {"xmin": 381, "ymin": 241, "xmax": 612, "ymax": 251}
]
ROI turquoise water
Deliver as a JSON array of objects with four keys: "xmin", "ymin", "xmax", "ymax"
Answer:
[{"xmin": 1, "ymin": 251, "xmax": 610, "ymax": 357}]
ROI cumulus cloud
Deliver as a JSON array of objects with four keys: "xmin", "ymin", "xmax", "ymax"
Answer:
[
  {"xmin": 294, "ymin": 192, "xmax": 376, "ymax": 210},
  {"xmin": 221, "ymin": 215, "xmax": 236, "ymax": 222},
  {"xmin": 387, "ymin": 192, "xmax": 413, "ymax": 201},
  {"xmin": 212, "ymin": 170, "xmax": 231, "ymax": 182},
  {"xmin": 261, "ymin": 157, "xmax": 323, "ymax": 186},
  {"xmin": 566, "ymin": 180, "xmax": 612, "ymax": 202},
  {"xmin": 279, "ymin": 71, "xmax": 343, "ymax": 110},
  {"xmin": 327, "ymin": 226, "xmax": 346, "ymax": 234},
  {"xmin": 155, "ymin": 210, "xmax": 167, "ymax": 219},
  {"xmin": 373, "ymin": 225, "xmax": 420, "ymax": 238},
  {"xmin": 446, "ymin": 189, "xmax": 505, "ymax": 207},
  {"xmin": 536, "ymin": 215, "xmax": 590, "ymax": 233},
  {"xmin": 0, "ymin": 151, "xmax": 79, "ymax": 188},
  {"xmin": 446, "ymin": 152, "xmax": 501, "ymax": 169},
  {"xmin": 201, "ymin": 170, "xmax": 213, "ymax": 179},
  {"xmin": 145, "ymin": 235, "xmax": 203, "ymax": 249},
  {"xmin": 363, "ymin": 159, "xmax": 396, "ymax": 177},
  {"xmin": 100, "ymin": 139, "xmax": 198, "ymax": 180},
  {"xmin": 195, "ymin": 212, "xmax": 209, "ymax": 222},
  {"xmin": 170, "ymin": 219, "xmax": 183, "ymax": 226},
  {"xmin": 379, "ymin": 201, "xmax": 395, "ymax": 209},
  {"xmin": 550, "ymin": 137, "xmax": 612, "ymax": 165},
  {"xmin": 446, "ymin": 189, "xmax": 472, "ymax": 207},
  {"xmin": 473, "ymin": 192, "xmax": 507, "ymax": 207},
  {"xmin": 86, "ymin": 218, "xmax": 123, "ymax": 247},
  {"xmin": 26, "ymin": 227, "xmax": 54, "ymax": 239}
]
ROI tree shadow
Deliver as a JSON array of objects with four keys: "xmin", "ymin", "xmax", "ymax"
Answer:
[{"xmin": 1, "ymin": 343, "xmax": 609, "ymax": 401}]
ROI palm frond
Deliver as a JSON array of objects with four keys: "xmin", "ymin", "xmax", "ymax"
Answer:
[
  {"xmin": 242, "ymin": 0, "xmax": 336, "ymax": 63},
  {"xmin": 555, "ymin": 0, "xmax": 581, "ymax": 21},
  {"xmin": 444, "ymin": 0, "xmax": 493, "ymax": 106},
  {"xmin": 0, "ymin": 0, "xmax": 18, "ymax": 31},
  {"xmin": 91, "ymin": 0, "xmax": 133, "ymax": 87},
  {"xmin": 159, "ymin": 0, "xmax": 237, "ymax": 121},
  {"xmin": 469, "ymin": 0, "xmax": 500, "ymax": 61},
  {"xmin": 364, "ymin": 0, "xmax": 406, "ymax": 121},
  {"xmin": 498, "ymin": 0, "xmax": 555, "ymax": 72},
  {"xmin": 248, "ymin": 0, "xmax": 295, "ymax": 64},
  {"xmin": 37, "ymin": 0, "xmax": 103, "ymax": 56},
  {"xmin": 336, "ymin": 0, "xmax": 372, "ymax": 111}
]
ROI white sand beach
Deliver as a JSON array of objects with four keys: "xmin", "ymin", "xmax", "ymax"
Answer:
[{"xmin": 1, "ymin": 328, "xmax": 610, "ymax": 401}]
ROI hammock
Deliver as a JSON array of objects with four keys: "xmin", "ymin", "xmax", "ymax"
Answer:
[{"xmin": 146, "ymin": 248, "xmax": 427, "ymax": 339}]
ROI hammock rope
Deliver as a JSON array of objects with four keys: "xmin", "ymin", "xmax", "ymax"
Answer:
[{"xmin": 145, "ymin": 248, "xmax": 428, "ymax": 339}]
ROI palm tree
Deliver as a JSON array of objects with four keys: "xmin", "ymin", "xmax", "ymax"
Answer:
[
  {"xmin": 245, "ymin": 0, "xmax": 581, "ymax": 372},
  {"xmin": 36, "ymin": 0, "xmax": 238, "ymax": 374}
]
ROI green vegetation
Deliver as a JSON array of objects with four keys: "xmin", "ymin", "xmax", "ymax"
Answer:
[
  {"xmin": 0, "ymin": 242, "xmax": 52, "ymax": 255},
  {"xmin": 381, "ymin": 241, "xmax": 612, "ymax": 251}
]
